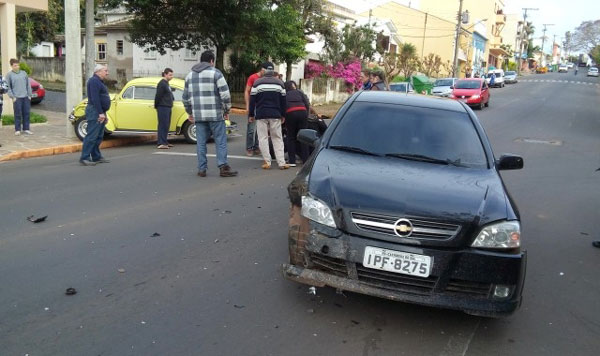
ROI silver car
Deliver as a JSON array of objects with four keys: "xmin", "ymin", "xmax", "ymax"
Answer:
[
  {"xmin": 587, "ymin": 67, "xmax": 599, "ymax": 77},
  {"xmin": 504, "ymin": 71, "xmax": 518, "ymax": 83},
  {"xmin": 389, "ymin": 82, "xmax": 415, "ymax": 93},
  {"xmin": 432, "ymin": 78, "xmax": 457, "ymax": 97}
]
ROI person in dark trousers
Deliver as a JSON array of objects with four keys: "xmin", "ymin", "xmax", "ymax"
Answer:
[
  {"xmin": 0, "ymin": 74, "xmax": 7, "ymax": 147},
  {"xmin": 154, "ymin": 68, "xmax": 175, "ymax": 149},
  {"xmin": 244, "ymin": 62, "xmax": 269, "ymax": 156},
  {"xmin": 182, "ymin": 50, "xmax": 237, "ymax": 178},
  {"xmin": 5, "ymin": 58, "xmax": 33, "ymax": 136},
  {"xmin": 370, "ymin": 69, "xmax": 388, "ymax": 91},
  {"xmin": 79, "ymin": 64, "xmax": 111, "ymax": 166},
  {"xmin": 284, "ymin": 80, "xmax": 309, "ymax": 166}
]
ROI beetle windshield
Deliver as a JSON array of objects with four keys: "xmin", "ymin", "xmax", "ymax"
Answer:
[{"xmin": 328, "ymin": 102, "xmax": 488, "ymax": 168}]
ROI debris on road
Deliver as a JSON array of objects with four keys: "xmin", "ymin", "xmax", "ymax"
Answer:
[
  {"xmin": 223, "ymin": 210, "xmax": 232, "ymax": 214},
  {"xmin": 150, "ymin": 232, "xmax": 161, "ymax": 237},
  {"xmin": 65, "ymin": 288, "xmax": 77, "ymax": 296},
  {"xmin": 44, "ymin": 307, "xmax": 49, "ymax": 311},
  {"xmin": 27, "ymin": 215, "xmax": 47, "ymax": 223},
  {"xmin": 233, "ymin": 304, "xmax": 245, "ymax": 309},
  {"xmin": 214, "ymin": 239, "xmax": 219, "ymax": 243},
  {"xmin": 118, "ymin": 268, "xmax": 126, "ymax": 273},
  {"xmin": 308, "ymin": 286, "xmax": 316, "ymax": 295},
  {"xmin": 559, "ymin": 272, "xmax": 564, "ymax": 276}
]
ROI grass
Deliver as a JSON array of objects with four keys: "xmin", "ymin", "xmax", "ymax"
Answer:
[
  {"xmin": 1, "ymin": 112, "xmax": 48, "ymax": 126},
  {"xmin": 37, "ymin": 80, "xmax": 66, "ymax": 92}
]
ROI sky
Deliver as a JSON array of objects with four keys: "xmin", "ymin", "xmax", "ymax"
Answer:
[{"xmin": 328, "ymin": 0, "xmax": 600, "ymax": 53}]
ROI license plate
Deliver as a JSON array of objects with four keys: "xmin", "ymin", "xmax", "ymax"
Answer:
[
  {"xmin": 32, "ymin": 93, "xmax": 38, "ymax": 98},
  {"xmin": 362, "ymin": 246, "xmax": 432, "ymax": 278}
]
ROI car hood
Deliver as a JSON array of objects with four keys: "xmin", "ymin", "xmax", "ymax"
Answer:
[
  {"xmin": 452, "ymin": 88, "xmax": 481, "ymax": 96},
  {"xmin": 308, "ymin": 149, "xmax": 509, "ymax": 243}
]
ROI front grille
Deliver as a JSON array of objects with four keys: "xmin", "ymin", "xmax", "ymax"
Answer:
[
  {"xmin": 356, "ymin": 265, "xmax": 437, "ymax": 295},
  {"xmin": 308, "ymin": 253, "xmax": 437, "ymax": 295},
  {"xmin": 351, "ymin": 212, "xmax": 461, "ymax": 240},
  {"xmin": 446, "ymin": 279, "xmax": 491, "ymax": 297}
]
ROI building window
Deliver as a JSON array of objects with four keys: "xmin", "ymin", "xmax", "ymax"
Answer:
[
  {"xmin": 144, "ymin": 47, "xmax": 157, "ymax": 60},
  {"xmin": 97, "ymin": 43, "xmax": 106, "ymax": 61},
  {"xmin": 184, "ymin": 48, "xmax": 197, "ymax": 61},
  {"xmin": 116, "ymin": 40, "xmax": 124, "ymax": 55}
]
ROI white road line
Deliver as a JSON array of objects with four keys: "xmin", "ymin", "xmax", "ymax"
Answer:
[{"xmin": 153, "ymin": 151, "xmax": 264, "ymax": 160}]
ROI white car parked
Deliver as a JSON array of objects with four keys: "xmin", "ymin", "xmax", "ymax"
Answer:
[
  {"xmin": 588, "ymin": 67, "xmax": 599, "ymax": 77},
  {"xmin": 558, "ymin": 64, "xmax": 568, "ymax": 72},
  {"xmin": 485, "ymin": 69, "xmax": 505, "ymax": 88}
]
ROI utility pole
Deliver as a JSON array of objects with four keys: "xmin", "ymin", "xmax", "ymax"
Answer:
[
  {"xmin": 540, "ymin": 23, "xmax": 554, "ymax": 64},
  {"xmin": 65, "ymin": 0, "xmax": 83, "ymax": 138},
  {"xmin": 85, "ymin": 0, "xmax": 95, "ymax": 82},
  {"xmin": 422, "ymin": 13, "xmax": 428, "ymax": 57},
  {"xmin": 452, "ymin": 0, "xmax": 464, "ymax": 78},
  {"xmin": 516, "ymin": 7, "xmax": 538, "ymax": 75}
]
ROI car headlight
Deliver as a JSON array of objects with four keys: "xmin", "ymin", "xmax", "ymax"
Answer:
[
  {"xmin": 472, "ymin": 221, "xmax": 520, "ymax": 249},
  {"xmin": 471, "ymin": 94, "xmax": 480, "ymax": 99},
  {"xmin": 449, "ymin": 94, "xmax": 456, "ymax": 98},
  {"xmin": 301, "ymin": 195, "xmax": 336, "ymax": 228},
  {"xmin": 39, "ymin": 84, "xmax": 44, "ymax": 89}
]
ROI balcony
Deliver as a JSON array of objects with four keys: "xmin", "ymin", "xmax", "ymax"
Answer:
[{"xmin": 496, "ymin": 13, "xmax": 506, "ymax": 25}]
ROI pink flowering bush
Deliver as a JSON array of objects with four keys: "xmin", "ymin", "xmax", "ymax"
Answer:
[{"xmin": 305, "ymin": 59, "xmax": 363, "ymax": 92}]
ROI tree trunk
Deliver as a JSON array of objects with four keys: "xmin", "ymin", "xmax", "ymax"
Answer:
[
  {"xmin": 286, "ymin": 60, "xmax": 293, "ymax": 81},
  {"xmin": 216, "ymin": 46, "xmax": 225, "ymax": 71},
  {"xmin": 84, "ymin": 0, "xmax": 95, "ymax": 81}
]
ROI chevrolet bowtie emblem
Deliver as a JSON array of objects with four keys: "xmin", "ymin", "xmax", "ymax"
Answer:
[{"xmin": 393, "ymin": 218, "xmax": 414, "ymax": 237}]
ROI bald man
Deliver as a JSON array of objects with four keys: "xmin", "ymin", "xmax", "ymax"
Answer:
[{"xmin": 80, "ymin": 64, "xmax": 111, "ymax": 166}]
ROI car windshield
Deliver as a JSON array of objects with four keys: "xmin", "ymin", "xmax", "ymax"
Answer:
[
  {"xmin": 328, "ymin": 102, "xmax": 488, "ymax": 168},
  {"xmin": 390, "ymin": 83, "xmax": 408, "ymax": 91},
  {"xmin": 455, "ymin": 80, "xmax": 481, "ymax": 89},
  {"xmin": 590, "ymin": 68, "xmax": 598, "ymax": 72},
  {"xmin": 434, "ymin": 79, "xmax": 453, "ymax": 86},
  {"xmin": 505, "ymin": 71, "xmax": 516, "ymax": 75}
]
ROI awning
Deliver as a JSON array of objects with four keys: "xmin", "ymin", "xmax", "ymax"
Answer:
[{"xmin": 489, "ymin": 47, "xmax": 509, "ymax": 57}]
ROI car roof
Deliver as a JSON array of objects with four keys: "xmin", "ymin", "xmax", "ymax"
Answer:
[
  {"xmin": 126, "ymin": 77, "xmax": 185, "ymax": 88},
  {"xmin": 354, "ymin": 91, "xmax": 466, "ymax": 113},
  {"xmin": 457, "ymin": 78, "xmax": 484, "ymax": 82}
]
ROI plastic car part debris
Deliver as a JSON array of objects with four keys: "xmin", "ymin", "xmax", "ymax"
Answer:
[
  {"xmin": 151, "ymin": 232, "xmax": 160, "ymax": 237},
  {"xmin": 118, "ymin": 268, "xmax": 126, "ymax": 273},
  {"xmin": 308, "ymin": 286, "xmax": 317, "ymax": 295},
  {"xmin": 65, "ymin": 288, "xmax": 77, "ymax": 295},
  {"xmin": 27, "ymin": 215, "xmax": 47, "ymax": 223},
  {"xmin": 233, "ymin": 304, "xmax": 245, "ymax": 309}
]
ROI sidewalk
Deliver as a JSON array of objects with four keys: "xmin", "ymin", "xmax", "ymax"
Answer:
[{"xmin": 0, "ymin": 109, "xmax": 156, "ymax": 162}]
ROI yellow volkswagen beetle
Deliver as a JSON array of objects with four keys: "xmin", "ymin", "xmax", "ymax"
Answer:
[{"xmin": 69, "ymin": 77, "xmax": 237, "ymax": 143}]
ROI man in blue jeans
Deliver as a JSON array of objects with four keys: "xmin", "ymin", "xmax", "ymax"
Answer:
[
  {"xmin": 182, "ymin": 50, "xmax": 237, "ymax": 177},
  {"xmin": 5, "ymin": 59, "xmax": 33, "ymax": 136},
  {"xmin": 80, "ymin": 64, "xmax": 111, "ymax": 166}
]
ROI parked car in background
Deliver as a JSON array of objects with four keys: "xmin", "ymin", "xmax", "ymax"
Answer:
[
  {"xmin": 504, "ymin": 71, "xmax": 518, "ymax": 83},
  {"xmin": 558, "ymin": 64, "xmax": 568, "ymax": 73},
  {"xmin": 69, "ymin": 77, "xmax": 237, "ymax": 142},
  {"xmin": 485, "ymin": 69, "xmax": 505, "ymax": 87},
  {"xmin": 587, "ymin": 67, "xmax": 599, "ymax": 77},
  {"xmin": 285, "ymin": 90, "xmax": 526, "ymax": 317},
  {"xmin": 29, "ymin": 78, "xmax": 45, "ymax": 104},
  {"xmin": 536, "ymin": 66, "xmax": 548, "ymax": 74},
  {"xmin": 450, "ymin": 78, "xmax": 490, "ymax": 110},
  {"xmin": 567, "ymin": 62, "xmax": 574, "ymax": 69},
  {"xmin": 389, "ymin": 82, "xmax": 415, "ymax": 93},
  {"xmin": 431, "ymin": 78, "xmax": 457, "ymax": 97}
]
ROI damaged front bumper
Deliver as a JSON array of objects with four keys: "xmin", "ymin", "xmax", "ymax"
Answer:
[{"xmin": 282, "ymin": 227, "xmax": 526, "ymax": 317}]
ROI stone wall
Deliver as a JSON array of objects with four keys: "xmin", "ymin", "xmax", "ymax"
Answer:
[{"xmin": 23, "ymin": 56, "xmax": 66, "ymax": 82}]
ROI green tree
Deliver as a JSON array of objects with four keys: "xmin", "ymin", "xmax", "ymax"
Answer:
[
  {"xmin": 419, "ymin": 53, "xmax": 443, "ymax": 78},
  {"xmin": 16, "ymin": 0, "xmax": 64, "ymax": 56},
  {"xmin": 572, "ymin": 20, "xmax": 600, "ymax": 52},
  {"xmin": 591, "ymin": 45, "xmax": 600, "ymax": 67},
  {"xmin": 125, "ymin": 0, "xmax": 268, "ymax": 70},
  {"xmin": 321, "ymin": 22, "xmax": 377, "ymax": 64},
  {"xmin": 397, "ymin": 43, "xmax": 419, "ymax": 78}
]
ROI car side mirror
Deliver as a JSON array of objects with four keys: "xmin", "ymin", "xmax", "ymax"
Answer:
[
  {"xmin": 497, "ymin": 154, "xmax": 524, "ymax": 170},
  {"xmin": 449, "ymin": 86, "xmax": 454, "ymax": 89},
  {"xmin": 297, "ymin": 129, "xmax": 320, "ymax": 147}
]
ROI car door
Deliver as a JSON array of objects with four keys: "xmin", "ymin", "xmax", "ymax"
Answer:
[
  {"xmin": 114, "ymin": 85, "xmax": 158, "ymax": 131},
  {"xmin": 170, "ymin": 86, "xmax": 186, "ymax": 131},
  {"xmin": 481, "ymin": 82, "xmax": 489, "ymax": 102}
]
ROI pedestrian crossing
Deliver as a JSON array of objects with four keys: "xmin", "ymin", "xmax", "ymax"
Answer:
[{"xmin": 519, "ymin": 79, "xmax": 600, "ymax": 86}]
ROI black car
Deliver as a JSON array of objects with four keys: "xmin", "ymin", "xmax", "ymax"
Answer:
[{"xmin": 283, "ymin": 91, "xmax": 526, "ymax": 317}]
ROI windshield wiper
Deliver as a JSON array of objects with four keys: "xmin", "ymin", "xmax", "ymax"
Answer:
[
  {"xmin": 385, "ymin": 153, "xmax": 456, "ymax": 166},
  {"xmin": 330, "ymin": 145, "xmax": 381, "ymax": 157}
]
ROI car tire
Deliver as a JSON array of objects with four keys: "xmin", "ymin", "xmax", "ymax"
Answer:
[
  {"xmin": 31, "ymin": 98, "xmax": 43, "ymax": 105},
  {"xmin": 501, "ymin": 82, "xmax": 505, "ymax": 88},
  {"xmin": 479, "ymin": 102, "xmax": 484, "ymax": 110},
  {"xmin": 182, "ymin": 121, "xmax": 197, "ymax": 144},
  {"xmin": 74, "ymin": 116, "xmax": 113, "ymax": 141},
  {"xmin": 485, "ymin": 100, "xmax": 489, "ymax": 107}
]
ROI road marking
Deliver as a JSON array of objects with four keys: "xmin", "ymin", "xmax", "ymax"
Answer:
[
  {"xmin": 439, "ymin": 319, "xmax": 481, "ymax": 356},
  {"xmin": 152, "ymin": 151, "xmax": 264, "ymax": 160}
]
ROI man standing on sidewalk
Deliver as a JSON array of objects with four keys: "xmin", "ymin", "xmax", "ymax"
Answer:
[
  {"xmin": 5, "ymin": 59, "xmax": 33, "ymax": 136},
  {"xmin": 182, "ymin": 50, "xmax": 237, "ymax": 178},
  {"xmin": 244, "ymin": 62, "xmax": 269, "ymax": 156},
  {"xmin": 248, "ymin": 62, "xmax": 289, "ymax": 170},
  {"xmin": 154, "ymin": 68, "xmax": 175, "ymax": 149},
  {"xmin": 80, "ymin": 64, "xmax": 111, "ymax": 166}
]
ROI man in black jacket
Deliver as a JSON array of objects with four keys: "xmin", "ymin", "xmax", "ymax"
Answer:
[
  {"xmin": 80, "ymin": 64, "xmax": 111, "ymax": 166},
  {"xmin": 154, "ymin": 68, "xmax": 175, "ymax": 149}
]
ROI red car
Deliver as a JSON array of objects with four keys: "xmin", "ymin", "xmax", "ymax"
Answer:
[
  {"xmin": 29, "ymin": 78, "xmax": 45, "ymax": 105},
  {"xmin": 449, "ymin": 78, "xmax": 490, "ymax": 110}
]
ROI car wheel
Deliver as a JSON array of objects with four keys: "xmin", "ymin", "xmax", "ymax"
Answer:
[
  {"xmin": 479, "ymin": 101, "xmax": 484, "ymax": 110},
  {"xmin": 74, "ymin": 117, "xmax": 87, "ymax": 141},
  {"xmin": 31, "ymin": 98, "xmax": 43, "ymax": 105},
  {"xmin": 182, "ymin": 121, "xmax": 197, "ymax": 144},
  {"xmin": 485, "ymin": 99, "xmax": 489, "ymax": 107}
]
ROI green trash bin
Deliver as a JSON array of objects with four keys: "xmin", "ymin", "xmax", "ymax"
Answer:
[{"xmin": 411, "ymin": 75, "xmax": 434, "ymax": 95}]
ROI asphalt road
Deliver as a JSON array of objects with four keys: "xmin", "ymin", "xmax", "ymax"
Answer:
[
  {"xmin": 1, "ymin": 71, "xmax": 599, "ymax": 355},
  {"xmin": 33, "ymin": 90, "xmax": 67, "ymax": 113}
]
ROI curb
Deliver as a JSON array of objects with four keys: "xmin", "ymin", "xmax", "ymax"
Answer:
[
  {"xmin": 0, "ymin": 134, "xmax": 157, "ymax": 162},
  {"xmin": 231, "ymin": 108, "xmax": 248, "ymax": 115}
]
